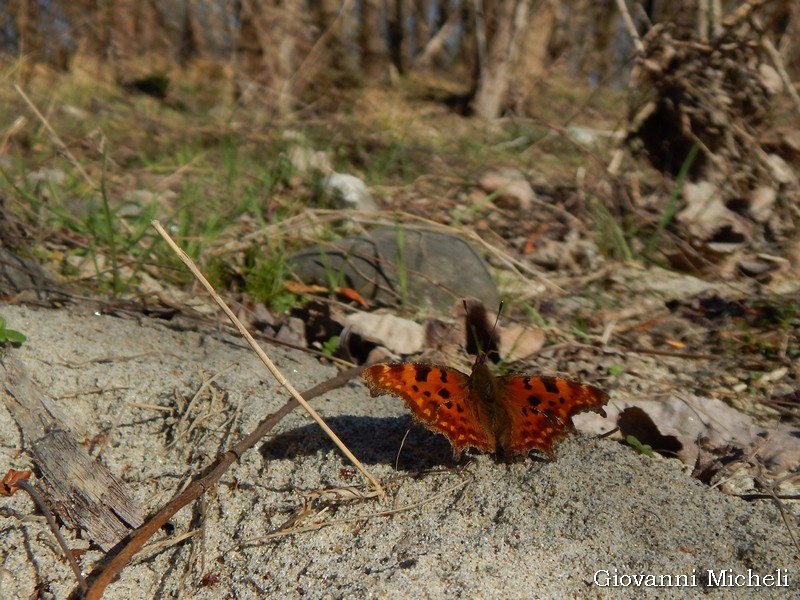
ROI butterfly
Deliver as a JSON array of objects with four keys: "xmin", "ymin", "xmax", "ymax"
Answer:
[{"xmin": 363, "ymin": 352, "xmax": 608, "ymax": 459}]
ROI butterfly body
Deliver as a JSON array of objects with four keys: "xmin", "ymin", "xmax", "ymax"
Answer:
[{"xmin": 363, "ymin": 354, "xmax": 608, "ymax": 459}]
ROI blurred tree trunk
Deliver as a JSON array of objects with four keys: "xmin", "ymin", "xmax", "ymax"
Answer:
[
  {"xmin": 13, "ymin": 0, "xmax": 42, "ymax": 59},
  {"xmin": 3, "ymin": 0, "xmax": 796, "ymax": 118},
  {"xmin": 412, "ymin": 0, "xmax": 431, "ymax": 58},
  {"xmin": 180, "ymin": 0, "xmax": 207, "ymax": 65},
  {"xmin": 59, "ymin": 0, "xmax": 104, "ymax": 64},
  {"xmin": 387, "ymin": 0, "xmax": 408, "ymax": 73},
  {"xmin": 472, "ymin": 0, "xmax": 533, "ymax": 119},
  {"xmin": 10, "ymin": 0, "xmax": 45, "ymax": 81},
  {"xmin": 277, "ymin": 0, "xmax": 304, "ymax": 113},
  {"xmin": 236, "ymin": 0, "xmax": 261, "ymax": 78},
  {"xmin": 236, "ymin": 0, "xmax": 306, "ymax": 114},
  {"xmin": 583, "ymin": 1, "xmax": 615, "ymax": 83},
  {"xmin": 509, "ymin": 0, "xmax": 556, "ymax": 112},
  {"xmin": 460, "ymin": 0, "xmax": 479, "ymax": 82},
  {"xmin": 519, "ymin": 0, "xmax": 556, "ymax": 78},
  {"xmin": 310, "ymin": 0, "xmax": 350, "ymax": 73},
  {"xmin": 102, "ymin": 0, "xmax": 172, "ymax": 63},
  {"xmin": 360, "ymin": 0, "xmax": 387, "ymax": 78},
  {"xmin": 415, "ymin": 1, "xmax": 460, "ymax": 68}
]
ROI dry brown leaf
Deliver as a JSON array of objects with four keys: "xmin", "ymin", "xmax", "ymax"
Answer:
[
  {"xmin": 284, "ymin": 280, "xmax": 328, "ymax": 295},
  {"xmin": 664, "ymin": 339, "xmax": 685, "ymax": 349},
  {"xmin": 344, "ymin": 311, "xmax": 424, "ymax": 356},
  {"xmin": 336, "ymin": 287, "xmax": 368, "ymax": 307},
  {"xmin": 423, "ymin": 317, "xmax": 463, "ymax": 354},
  {"xmin": 0, "ymin": 468, "xmax": 32, "ymax": 496},
  {"xmin": 577, "ymin": 393, "xmax": 800, "ymax": 477},
  {"xmin": 522, "ymin": 224, "xmax": 549, "ymax": 255},
  {"xmin": 677, "ymin": 181, "xmax": 752, "ymax": 250},
  {"xmin": 499, "ymin": 324, "xmax": 545, "ymax": 361}
]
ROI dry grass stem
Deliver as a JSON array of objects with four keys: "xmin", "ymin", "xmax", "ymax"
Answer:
[
  {"xmin": 614, "ymin": 0, "xmax": 644, "ymax": 54},
  {"xmin": 14, "ymin": 84, "xmax": 96, "ymax": 189},
  {"xmin": 138, "ymin": 530, "xmax": 200, "ymax": 560},
  {"xmin": 761, "ymin": 37, "xmax": 800, "ymax": 116},
  {"xmin": 152, "ymin": 220, "xmax": 384, "ymax": 497},
  {"xmin": 15, "ymin": 479, "xmax": 88, "ymax": 593},
  {"xmin": 246, "ymin": 469, "xmax": 473, "ymax": 543}
]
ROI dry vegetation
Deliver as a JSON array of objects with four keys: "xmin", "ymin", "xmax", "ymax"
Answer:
[
  {"xmin": 1, "ymin": 0, "xmax": 799, "ymax": 595},
  {"xmin": 1, "ymin": 0, "xmax": 798, "ymax": 465}
]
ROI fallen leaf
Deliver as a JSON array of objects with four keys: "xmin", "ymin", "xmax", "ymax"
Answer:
[
  {"xmin": 677, "ymin": 181, "xmax": 751, "ymax": 250},
  {"xmin": 335, "ymin": 287, "xmax": 368, "ymax": 307},
  {"xmin": 499, "ymin": 324, "xmax": 545, "ymax": 361},
  {"xmin": 344, "ymin": 311, "xmax": 425, "ymax": 356},
  {"xmin": 479, "ymin": 168, "xmax": 536, "ymax": 211},
  {"xmin": 0, "ymin": 469, "xmax": 32, "ymax": 496},
  {"xmin": 522, "ymin": 224, "xmax": 549, "ymax": 255},
  {"xmin": 577, "ymin": 393, "xmax": 800, "ymax": 478},
  {"xmin": 284, "ymin": 281, "xmax": 328, "ymax": 295}
]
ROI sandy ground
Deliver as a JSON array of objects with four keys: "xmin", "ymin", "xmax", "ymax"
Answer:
[{"xmin": 0, "ymin": 304, "xmax": 796, "ymax": 599}]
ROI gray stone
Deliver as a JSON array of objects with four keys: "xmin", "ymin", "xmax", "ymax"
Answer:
[{"xmin": 289, "ymin": 226, "xmax": 499, "ymax": 313}]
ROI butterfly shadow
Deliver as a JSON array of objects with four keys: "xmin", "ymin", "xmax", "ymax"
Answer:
[{"xmin": 260, "ymin": 415, "xmax": 467, "ymax": 471}]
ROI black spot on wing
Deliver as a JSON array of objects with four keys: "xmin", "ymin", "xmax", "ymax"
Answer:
[
  {"xmin": 543, "ymin": 378, "xmax": 559, "ymax": 394},
  {"xmin": 415, "ymin": 366, "xmax": 431, "ymax": 383}
]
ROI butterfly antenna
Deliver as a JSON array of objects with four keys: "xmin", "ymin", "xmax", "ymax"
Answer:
[
  {"xmin": 395, "ymin": 428, "xmax": 411, "ymax": 471},
  {"xmin": 491, "ymin": 301, "xmax": 503, "ymax": 337}
]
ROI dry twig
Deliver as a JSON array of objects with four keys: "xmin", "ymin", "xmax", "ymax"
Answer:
[
  {"xmin": 83, "ymin": 365, "xmax": 366, "ymax": 599},
  {"xmin": 761, "ymin": 37, "xmax": 800, "ymax": 117},
  {"xmin": 152, "ymin": 220, "xmax": 382, "ymax": 496},
  {"xmin": 14, "ymin": 478, "xmax": 88, "ymax": 593},
  {"xmin": 614, "ymin": 0, "xmax": 643, "ymax": 54},
  {"xmin": 82, "ymin": 220, "xmax": 384, "ymax": 598}
]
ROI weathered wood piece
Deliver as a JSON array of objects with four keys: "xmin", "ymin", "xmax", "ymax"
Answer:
[{"xmin": 1, "ymin": 354, "xmax": 143, "ymax": 550}]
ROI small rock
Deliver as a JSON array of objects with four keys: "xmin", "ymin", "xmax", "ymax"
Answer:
[
  {"xmin": 321, "ymin": 173, "xmax": 377, "ymax": 211},
  {"xmin": 479, "ymin": 168, "xmax": 535, "ymax": 211},
  {"xmin": 26, "ymin": 168, "xmax": 66, "ymax": 185},
  {"xmin": 765, "ymin": 153, "xmax": 797, "ymax": 185},
  {"xmin": 287, "ymin": 145, "xmax": 332, "ymax": 175},
  {"xmin": 737, "ymin": 258, "xmax": 775, "ymax": 277},
  {"xmin": 758, "ymin": 63, "xmax": 782, "ymax": 94},
  {"xmin": 62, "ymin": 105, "xmax": 89, "ymax": 120},
  {"xmin": 122, "ymin": 189, "xmax": 177, "ymax": 210},
  {"xmin": 747, "ymin": 186, "xmax": 775, "ymax": 223}
]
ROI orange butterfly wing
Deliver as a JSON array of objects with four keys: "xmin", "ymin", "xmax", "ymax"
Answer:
[
  {"xmin": 363, "ymin": 363, "xmax": 495, "ymax": 455},
  {"xmin": 495, "ymin": 375, "xmax": 609, "ymax": 456}
]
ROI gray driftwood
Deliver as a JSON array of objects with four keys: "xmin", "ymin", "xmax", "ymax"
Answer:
[{"xmin": 1, "ymin": 354, "xmax": 143, "ymax": 550}]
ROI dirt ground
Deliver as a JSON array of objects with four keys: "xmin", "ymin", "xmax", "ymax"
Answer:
[{"xmin": 0, "ymin": 301, "xmax": 797, "ymax": 599}]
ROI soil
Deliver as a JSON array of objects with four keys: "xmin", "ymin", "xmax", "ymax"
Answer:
[{"xmin": 0, "ymin": 302, "xmax": 796, "ymax": 598}]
